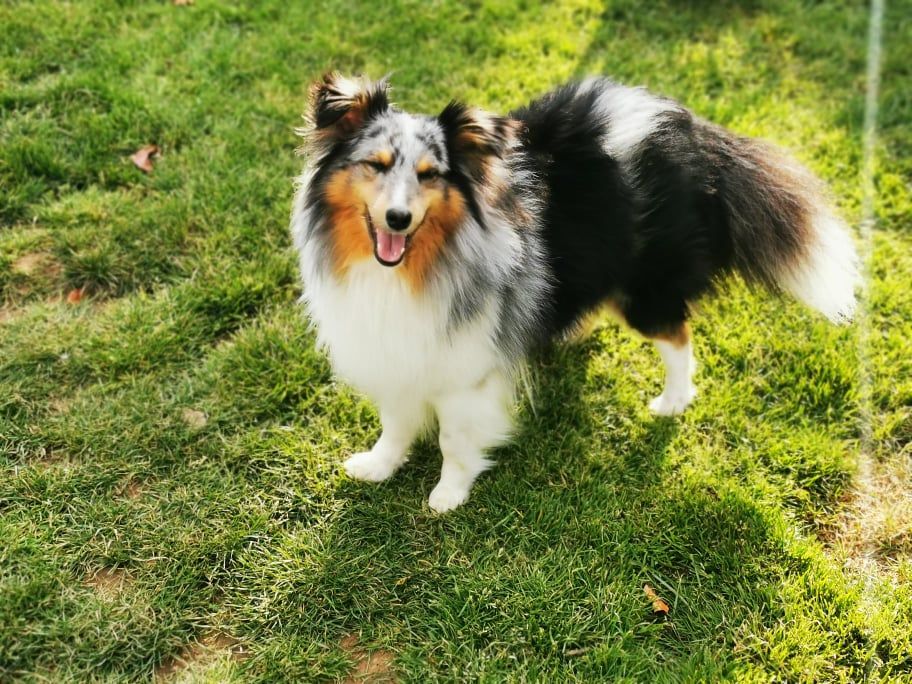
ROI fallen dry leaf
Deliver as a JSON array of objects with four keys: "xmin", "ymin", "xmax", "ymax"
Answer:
[
  {"xmin": 131, "ymin": 144, "xmax": 159, "ymax": 173},
  {"xmin": 643, "ymin": 584, "xmax": 670, "ymax": 616},
  {"xmin": 173, "ymin": 0, "xmax": 194, "ymax": 5},
  {"xmin": 66, "ymin": 287, "xmax": 86, "ymax": 304}
]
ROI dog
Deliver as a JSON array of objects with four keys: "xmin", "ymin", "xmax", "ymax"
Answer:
[{"xmin": 291, "ymin": 73, "xmax": 858, "ymax": 513}]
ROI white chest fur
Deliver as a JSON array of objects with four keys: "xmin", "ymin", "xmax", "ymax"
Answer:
[{"xmin": 301, "ymin": 256, "xmax": 503, "ymax": 406}]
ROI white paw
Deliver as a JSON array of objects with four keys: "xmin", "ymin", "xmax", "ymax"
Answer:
[
  {"xmin": 428, "ymin": 482, "xmax": 471, "ymax": 514},
  {"xmin": 343, "ymin": 450, "xmax": 402, "ymax": 482},
  {"xmin": 649, "ymin": 385, "xmax": 697, "ymax": 416}
]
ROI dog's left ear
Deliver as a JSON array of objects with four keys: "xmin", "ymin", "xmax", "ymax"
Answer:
[
  {"xmin": 308, "ymin": 73, "xmax": 390, "ymax": 140},
  {"xmin": 438, "ymin": 101, "xmax": 518, "ymax": 166}
]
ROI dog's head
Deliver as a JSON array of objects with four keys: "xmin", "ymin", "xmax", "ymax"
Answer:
[{"xmin": 303, "ymin": 73, "xmax": 518, "ymax": 283}]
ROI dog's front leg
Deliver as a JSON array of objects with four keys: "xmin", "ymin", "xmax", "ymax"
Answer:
[
  {"xmin": 343, "ymin": 402, "xmax": 424, "ymax": 483},
  {"xmin": 428, "ymin": 371, "xmax": 513, "ymax": 513}
]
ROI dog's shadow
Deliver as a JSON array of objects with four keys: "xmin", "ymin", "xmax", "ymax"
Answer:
[
  {"xmin": 314, "ymin": 335, "xmax": 788, "ymax": 671},
  {"xmin": 486, "ymin": 337, "xmax": 680, "ymax": 500}
]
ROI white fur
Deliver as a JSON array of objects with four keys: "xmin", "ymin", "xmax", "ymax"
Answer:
[
  {"xmin": 650, "ymin": 338, "xmax": 697, "ymax": 416},
  {"xmin": 594, "ymin": 83, "xmax": 676, "ymax": 161},
  {"xmin": 343, "ymin": 403, "xmax": 428, "ymax": 482},
  {"xmin": 779, "ymin": 213, "xmax": 860, "ymax": 324},
  {"xmin": 429, "ymin": 369, "xmax": 512, "ymax": 512}
]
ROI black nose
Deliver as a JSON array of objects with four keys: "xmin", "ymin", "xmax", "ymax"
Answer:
[{"xmin": 385, "ymin": 209, "xmax": 412, "ymax": 231}]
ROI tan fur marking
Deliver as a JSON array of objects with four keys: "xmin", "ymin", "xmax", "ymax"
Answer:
[
  {"xmin": 563, "ymin": 299, "xmax": 627, "ymax": 340},
  {"xmin": 324, "ymin": 168, "xmax": 373, "ymax": 275},
  {"xmin": 401, "ymin": 188, "xmax": 465, "ymax": 291},
  {"xmin": 454, "ymin": 112, "xmax": 497, "ymax": 149},
  {"xmin": 651, "ymin": 322, "xmax": 691, "ymax": 348},
  {"xmin": 458, "ymin": 127, "xmax": 487, "ymax": 149},
  {"xmin": 372, "ymin": 150, "xmax": 393, "ymax": 168},
  {"xmin": 416, "ymin": 158, "xmax": 435, "ymax": 175}
]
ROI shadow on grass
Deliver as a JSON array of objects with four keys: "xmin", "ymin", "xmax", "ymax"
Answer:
[{"xmin": 231, "ymin": 340, "xmax": 794, "ymax": 680}]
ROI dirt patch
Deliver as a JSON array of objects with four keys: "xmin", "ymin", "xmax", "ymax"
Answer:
[
  {"xmin": 3, "ymin": 252, "xmax": 64, "ymax": 308},
  {"xmin": 12, "ymin": 252, "xmax": 53, "ymax": 276},
  {"xmin": 153, "ymin": 632, "xmax": 249, "ymax": 682},
  {"xmin": 48, "ymin": 396, "xmax": 72, "ymax": 414},
  {"xmin": 86, "ymin": 567, "xmax": 132, "ymax": 600},
  {"xmin": 180, "ymin": 408, "xmax": 208, "ymax": 430},
  {"xmin": 32, "ymin": 448, "xmax": 74, "ymax": 472},
  {"xmin": 115, "ymin": 477, "xmax": 144, "ymax": 500},
  {"xmin": 341, "ymin": 634, "xmax": 397, "ymax": 683},
  {"xmin": 10, "ymin": 252, "xmax": 63, "ymax": 297}
]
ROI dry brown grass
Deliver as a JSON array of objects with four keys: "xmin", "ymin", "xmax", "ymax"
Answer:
[{"xmin": 830, "ymin": 452, "xmax": 912, "ymax": 577}]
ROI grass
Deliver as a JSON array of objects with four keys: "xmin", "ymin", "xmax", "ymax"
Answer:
[{"xmin": 1, "ymin": 0, "xmax": 911, "ymax": 680}]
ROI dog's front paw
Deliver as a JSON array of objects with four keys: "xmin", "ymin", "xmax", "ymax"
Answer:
[
  {"xmin": 649, "ymin": 385, "xmax": 697, "ymax": 416},
  {"xmin": 343, "ymin": 450, "xmax": 401, "ymax": 482},
  {"xmin": 427, "ymin": 482, "xmax": 471, "ymax": 514}
]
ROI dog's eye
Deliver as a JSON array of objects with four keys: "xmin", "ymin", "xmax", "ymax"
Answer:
[
  {"xmin": 417, "ymin": 168, "xmax": 439, "ymax": 182},
  {"xmin": 365, "ymin": 160, "xmax": 389, "ymax": 173}
]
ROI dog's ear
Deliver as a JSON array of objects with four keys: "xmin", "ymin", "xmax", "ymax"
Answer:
[
  {"xmin": 308, "ymin": 73, "xmax": 390, "ymax": 140},
  {"xmin": 438, "ymin": 101, "xmax": 518, "ymax": 166}
]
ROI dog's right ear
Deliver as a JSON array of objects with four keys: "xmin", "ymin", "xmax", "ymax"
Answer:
[{"xmin": 308, "ymin": 73, "xmax": 390, "ymax": 141}]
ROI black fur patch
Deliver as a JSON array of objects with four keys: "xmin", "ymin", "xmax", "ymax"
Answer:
[
  {"xmin": 513, "ymin": 82, "xmax": 637, "ymax": 334},
  {"xmin": 512, "ymin": 79, "xmax": 803, "ymax": 339}
]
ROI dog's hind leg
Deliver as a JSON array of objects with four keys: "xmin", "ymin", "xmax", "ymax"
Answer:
[
  {"xmin": 344, "ymin": 401, "xmax": 426, "ymax": 482},
  {"xmin": 428, "ymin": 370, "xmax": 514, "ymax": 513},
  {"xmin": 647, "ymin": 323, "xmax": 697, "ymax": 416},
  {"xmin": 618, "ymin": 292, "xmax": 698, "ymax": 416}
]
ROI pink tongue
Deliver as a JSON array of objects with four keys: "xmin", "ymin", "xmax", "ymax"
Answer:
[{"xmin": 376, "ymin": 230, "xmax": 406, "ymax": 263}]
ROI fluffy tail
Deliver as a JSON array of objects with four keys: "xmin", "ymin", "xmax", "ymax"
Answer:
[{"xmin": 705, "ymin": 123, "xmax": 860, "ymax": 323}]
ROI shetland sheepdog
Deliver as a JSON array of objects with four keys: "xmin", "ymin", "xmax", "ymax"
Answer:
[{"xmin": 291, "ymin": 73, "xmax": 858, "ymax": 513}]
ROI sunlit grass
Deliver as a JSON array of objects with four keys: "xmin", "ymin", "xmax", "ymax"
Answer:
[{"xmin": 1, "ymin": 0, "xmax": 910, "ymax": 680}]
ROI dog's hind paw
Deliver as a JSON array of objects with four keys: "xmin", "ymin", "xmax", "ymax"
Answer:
[
  {"xmin": 343, "ymin": 450, "xmax": 402, "ymax": 482},
  {"xmin": 428, "ymin": 482, "xmax": 470, "ymax": 514},
  {"xmin": 649, "ymin": 385, "xmax": 697, "ymax": 416}
]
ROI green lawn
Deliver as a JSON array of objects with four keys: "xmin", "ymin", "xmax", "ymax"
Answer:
[{"xmin": 2, "ymin": 0, "xmax": 911, "ymax": 681}]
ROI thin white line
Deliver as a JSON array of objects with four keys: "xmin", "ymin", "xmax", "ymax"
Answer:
[
  {"xmin": 850, "ymin": 0, "xmax": 885, "ymax": 654},
  {"xmin": 857, "ymin": 0, "xmax": 884, "ymax": 464}
]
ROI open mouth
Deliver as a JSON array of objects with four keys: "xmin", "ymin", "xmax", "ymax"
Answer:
[{"xmin": 365, "ymin": 211, "xmax": 412, "ymax": 267}]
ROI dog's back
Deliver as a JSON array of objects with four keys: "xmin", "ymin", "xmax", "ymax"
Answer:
[{"xmin": 513, "ymin": 78, "xmax": 858, "ymax": 342}]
